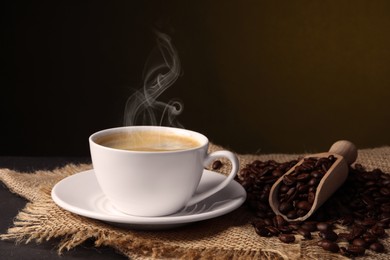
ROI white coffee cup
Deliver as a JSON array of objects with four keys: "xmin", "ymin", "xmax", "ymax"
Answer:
[{"xmin": 89, "ymin": 126, "xmax": 239, "ymax": 217}]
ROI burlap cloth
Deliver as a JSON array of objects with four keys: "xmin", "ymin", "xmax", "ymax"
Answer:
[{"xmin": 1, "ymin": 144, "xmax": 390, "ymax": 259}]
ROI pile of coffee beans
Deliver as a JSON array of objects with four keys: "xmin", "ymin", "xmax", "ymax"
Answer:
[
  {"xmin": 277, "ymin": 155, "xmax": 337, "ymax": 219},
  {"xmin": 237, "ymin": 159, "xmax": 389, "ymax": 257}
]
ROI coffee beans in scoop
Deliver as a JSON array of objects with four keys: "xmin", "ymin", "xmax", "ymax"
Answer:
[
  {"xmin": 238, "ymin": 159, "xmax": 389, "ymax": 257},
  {"xmin": 277, "ymin": 155, "xmax": 337, "ymax": 219}
]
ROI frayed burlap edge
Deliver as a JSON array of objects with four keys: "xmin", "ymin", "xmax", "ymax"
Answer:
[{"xmin": 1, "ymin": 144, "xmax": 389, "ymax": 259}]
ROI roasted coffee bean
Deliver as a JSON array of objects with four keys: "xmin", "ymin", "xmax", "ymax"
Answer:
[
  {"xmin": 278, "ymin": 234, "xmax": 295, "ymax": 243},
  {"xmin": 288, "ymin": 223, "xmax": 300, "ymax": 231},
  {"xmin": 381, "ymin": 179, "xmax": 390, "ymax": 186},
  {"xmin": 283, "ymin": 175, "xmax": 297, "ymax": 186},
  {"xmin": 297, "ymin": 228, "xmax": 312, "ymax": 239},
  {"xmin": 279, "ymin": 184, "xmax": 290, "ymax": 193},
  {"xmin": 380, "ymin": 187, "xmax": 390, "ymax": 196},
  {"xmin": 350, "ymin": 225, "xmax": 366, "ymax": 239},
  {"xmin": 279, "ymin": 201, "xmax": 294, "ymax": 214},
  {"xmin": 362, "ymin": 232, "xmax": 378, "ymax": 244},
  {"xmin": 339, "ymin": 247, "xmax": 352, "ymax": 257},
  {"xmin": 272, "ymin": 169, "xmax": 284, "ymax": 177},
  {"xmin": 370, "ymin": 225, "xmax": 386, "ymax": 237},
  {"xmin": 297, "ymin": 209, "xmax": 308, "ymax": 217},
  {"xmin": 316, "ymin": 222, "xmax": 331, "ymax": 232},
  {"xmin": 370, "ymin": 242, "xmax": 385, "ymax": 253},
  {"xmin": 381, "ymin": 203, "xmax": 390, "ymax": 213},
  {"xmin": 212, "ymin": 160, "xmax": 223, "ymax": 170},
  {"xmin": 365, "ymin": 180, "xmax": 377, "ymax": 187},
  {"xmin": 320, "ymin": 240, "xmax": 340, "ymax": 253},
  {"xmin": 275, "ymin": 215, "xmax": 287, "ymax": 227},
  {"xmin": 286, "ymin": 210, "xmax": 298, "ymax": 219},
  {"xmin": 298, "ymin": 162, "xmax": 314, "ymax": 172},
  {"xmin": 352, "ymin": 238, "xmax": 367, "ymax": 248},
  {"xmin": 338, "ymin": 232, "xmax": 354, "ymax": 242},
  {"xmin": 296, "ymin": 201, "xmax": 312, "ymax": 211},
  {"xmin": 308, "ymin": 177, "xmax": 320, "ymax": 186},
  {"xmin": 347, "ymin": 245, "xmax": 366, "ymax": 256},
  {"xmin": 286, "ymin": 187, "xmax": 297, "ymax": 199},
  {"xmin": 255, "ymin": 226, "xmax": 272, "ymax": 237},
  {"xmin": 319, "ymin": 230, "xmax": 338, "ymax": 242},
  {"xmin": 307, "ymin": 192, "xmax": 316, "ymax": 204},
  {"xmin": 278, "ymin": 226, "xmax": 293, "ymax": 233},
  {"xmin": 264, "ymin": 218, "xmax": 273, "ymax": 226},
  {"xmin": 259, "ymin": 175, "xmax": 278, "ymax": 184},
  {"xmin": 360, "ymin": 217, "xmax": 377, "ymax": 227},
  {"xmin": 296, "ymin": 173, "xmax": 311, "ymax": 182},
  {"xmin": 297, "ymin": 184, "xmax": 310, "ymax": 193},
  {"xmin": 311, "ymin": 170, "xmax": 324, "ymax": 179},
  {"xmin": 265, "ymin": 226, "xmax": 280, "ymax": 236}
]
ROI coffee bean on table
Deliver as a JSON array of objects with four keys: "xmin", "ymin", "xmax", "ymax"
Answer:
[
  {"xmin": 275, "ymin": 215, "xmax": 287, "ymax": 227},
  {"xmin": 265, "ymin": 226, "xmax": 280, "ymax": 236},
  {"xmin": 255, "ymin": 226, "xmax": 273, "ymax": 237},
  {"xmin": 370, "ymin": 225, "xmax": 386, "ymax": 237},
  {"xmin": 339, "ymin": 247, "xmax": 351, "ymax": 257},
  {"xmin": 288, "ymin": 223, "xmax": 301, "ymax": 231},
  {"xmin": 347, "ymin": 245, "xmax": 366, "ymax": 256},
  {"xmin": 319, "ymin": 230, "xmax": 338, "ymax": 242},
  {"xmin": 380, "ymin": 187, "xmax": 390, "ymax": 196},
  {"xmin": 350, "ymin": 225, "xmax": 366, "ymax": 239},
  {"xmin": 297, "ymin": 228, "xmax": 312, "ymax": 239},
  {"xmin": 264, "ymin": 218, "xmax": 273, "ymax": 226},
  {"xmin": 320, "ymin": 239, "xmax": 340, "ymax": 253},
  {"xmin": 369, "ymin": 242, "xmax": 385, "ymax": 253},
  {"xmin": 278, "ymin": 226, "xmax": 293, "ymax": 234},
  {"xmin": 316, "ymin": 222, "xmax": 331, "ymax": 232},
  {"xmin": 362, "ymin": 232, "xmax": 378, "ymax": 244},
  {"xmin": 352, "ymin": 238, "xmax": 367, "ymax": 248},
  {"xmin": 279, "ymin": 234, "xmax": 295, "ymax": 243},
  {"xmin": 212, "ymin": 160, "xmax": 222, "ymax": 170}
]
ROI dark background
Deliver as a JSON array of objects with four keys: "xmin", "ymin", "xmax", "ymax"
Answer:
[{"xmin": 1, "ymin": 0, "xmax": 390, "ymax": 156}]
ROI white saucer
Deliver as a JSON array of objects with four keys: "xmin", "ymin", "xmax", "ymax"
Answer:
[{"xmin": 51, "ymin": 169, "xmax": 246, "ymax": 230}]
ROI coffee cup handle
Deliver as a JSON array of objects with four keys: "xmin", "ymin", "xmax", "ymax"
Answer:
[{"xmin": 186, "ymin": 150, "xmax": 239, "ymax": 207}]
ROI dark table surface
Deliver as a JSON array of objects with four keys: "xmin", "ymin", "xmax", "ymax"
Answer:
[{"xmin": 0, "ymin": 157, "xmax": 127, "ymax": 260}]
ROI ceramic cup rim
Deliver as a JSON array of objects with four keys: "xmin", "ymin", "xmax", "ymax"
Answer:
[{"xmin": 89, "ymin": 125, "xmax": 209, "ymax": 154}]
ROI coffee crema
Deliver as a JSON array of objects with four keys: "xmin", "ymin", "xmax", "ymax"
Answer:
[{"xmin": 95, "ymin": 131, "xmax": 201, "ymax": 152}]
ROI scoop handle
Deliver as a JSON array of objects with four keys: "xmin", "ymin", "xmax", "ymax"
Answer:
[{"xmin": 328, "ymin": 140, "xmax": 358, "ymax": 165}]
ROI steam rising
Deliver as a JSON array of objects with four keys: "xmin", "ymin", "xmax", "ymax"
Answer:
[{"xmin": 124, "ymin": 32, "xmax": 183, "ymax": 127}]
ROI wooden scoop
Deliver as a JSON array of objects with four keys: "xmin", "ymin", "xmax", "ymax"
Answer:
[{"xmin": 269, "ymin": 140, "xmax": 358, "ymax": 221}]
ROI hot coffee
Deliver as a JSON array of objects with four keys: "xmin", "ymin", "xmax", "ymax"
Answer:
[
  {"xmin": 89, "ymin": 126, "xmax": 239, "ymax": 216},
  {"xmin": 95, "ymin": 131, "xmax": 201, "ymax": 152}
]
